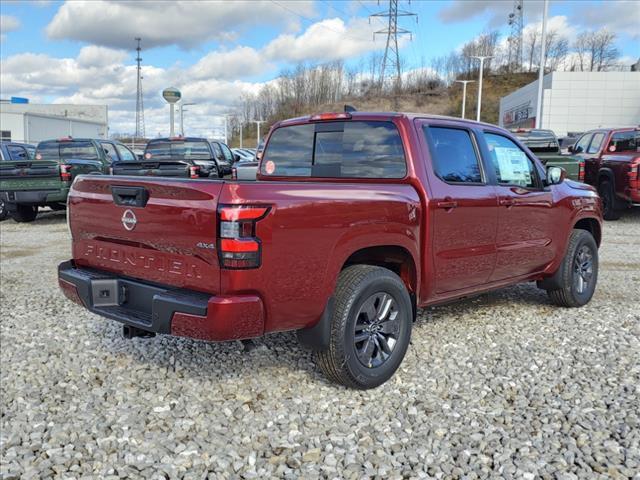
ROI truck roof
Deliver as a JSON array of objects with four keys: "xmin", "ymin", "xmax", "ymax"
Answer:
[{"xmin": 275, "ymin": 111, "xmax": 506, "ymax": 132}]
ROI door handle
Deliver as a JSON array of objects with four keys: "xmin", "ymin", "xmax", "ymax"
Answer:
[
  {"xmin": 436, "ymin": 199, "xmax": 458, "ymax": 210},
  {"xmin": 499, "ymin": 197, "xmax": 515, "ymax": 207}
]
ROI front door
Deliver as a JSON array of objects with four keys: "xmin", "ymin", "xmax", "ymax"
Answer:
[
  {"xmin": 480, "ymin": 131, "xmax": 556, "ymax": 281},
  {"xmin": 419, "ymin": 122, "xmax": 498, "ymax": 294}
]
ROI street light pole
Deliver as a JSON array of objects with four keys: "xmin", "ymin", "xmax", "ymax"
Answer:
[
  {"xmin": 535, "ymin": 0, "xmax": 549, "ymax": 129},
  {"xmin": 179, "ymin": 102, "xmax": 196, "ymax": 136},
  {"xmin": 470, "ymin": 56, "xmax": 493, "ymax": 122},
  {"xmin": 253, "ymin": 120, "xmax": 265, "ymax": 148},
  {"xmin": 454, "ymin": 80, "xmax": 475, "ymax": 119}
]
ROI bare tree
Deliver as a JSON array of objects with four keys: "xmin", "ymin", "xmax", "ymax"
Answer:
[{"xmin": 572, "ymin": 29, "xmax": 620, "ymax": 72}]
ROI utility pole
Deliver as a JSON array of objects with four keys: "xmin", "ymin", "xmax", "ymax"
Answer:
[
  {"xmin": 455, "ymin": 80, "xmax": 475, "ymax": 119},
  {"xmin": 134, "ymin": 37, "xmax": 145, "ymax": 140},
  {"xmin": 179, "ymin": 102, "xmax": 196, "ymax": 137},
  {"xmin": 470, "ymin": 56, "xmax": 493, "ymax": 122},
  {"xmin": 507, "ymin": 0, "xmax": 524, "ymax": 72},
  {"xmin": 253, "ymin": 120, "xmax": 265, "ymax": 148},
  {"xmin": 370, "ymin": 0, "xmax": 417, "ymax": 90},
  {"xmin": 535, "ymin": 0, "xmax": 549, "ymax": 129}
]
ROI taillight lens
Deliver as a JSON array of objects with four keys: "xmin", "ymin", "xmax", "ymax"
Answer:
[
  {"xmin": 578, "ymin": 161, "xmax": 585, "ymax": 181},
  {"xmin": 60, "ymin": 164, "xmax": 72, "ymax": 182},
  {"xmin": 232, "ymin": 167, "xmax": 237, "ymax": 180},
  {"xmin": 628, "ymin": 158, "xmax": 640, "ymax": 183},
  {"xmin": 218, "ymin": 205, "xmax": 269, "ymax": 269},
  {"xmin": 189, "ymin": 165, "xmax": 200, "ymax": 178}
]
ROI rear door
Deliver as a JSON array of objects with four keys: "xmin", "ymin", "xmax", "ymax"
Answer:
[
  {"xmin": 69, "ymin": 176, "xmax": 223, "ymax": 293},
  {"xmin": 418, "ymin": 121, "xmax": 499, "ymax": 293},
  {"xmin": 478, "ymin": 130, "xmax": 556, "ymax": 281}
]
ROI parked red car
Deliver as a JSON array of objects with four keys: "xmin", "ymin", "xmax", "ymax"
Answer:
[
  {"xmin": 569, "ymin": 127, "xmax": 640, "ymax": 219},
  {"xmin": 59, "ymin": 112, "xmax": 603, "ymax": 388}
]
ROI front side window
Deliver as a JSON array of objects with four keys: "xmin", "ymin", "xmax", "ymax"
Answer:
[
  {"xmin": 574, "ymin": 134, "xmax": 592, "ymax": 153},
  {"xmin": 587, "ymin": 133, "xmax": 605, "ymax": 154},
  {"xmin": 608, "ymin": 131, "xmax": 639, "ymax": 153},
  {"xmin": 261, "ymin": 121, "xmax": 406, "ymax": 178},
  {"xmin": 425, "ymin": 127, "xmax": 482, "ymax": 183},
  {"xmin": 116, "ymin": 144, "xmax": 136, "ymax": 161},
  {"xmin": 100, "ymin": 142, "xmax": 118, "ymax": 162},
  {"xmin": 484, "ymin": 132, "xmax": 537, "ymax": 188}
]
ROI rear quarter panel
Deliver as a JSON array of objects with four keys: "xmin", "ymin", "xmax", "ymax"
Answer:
[{"xmin": 219, "ymin": 181, "xmax": 421, "ymax": 333}]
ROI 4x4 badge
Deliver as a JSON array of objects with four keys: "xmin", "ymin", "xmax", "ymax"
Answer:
[{"xmin": 121, "ymin": 209, "xmax": 137, "ymax": 231}]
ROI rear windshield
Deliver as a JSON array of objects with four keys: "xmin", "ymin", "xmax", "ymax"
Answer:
[
  {"xmin": 145, "ymin": 141, "xmax": 211, "ymax": 160},
  {"xmin": 608, "ymin": 131, "xmax": 639, "ymax": 153},
  {"xmin": 515, "ymin": 130, "xmax": 559, "ymax": 153},
  {"xmin": 36, "ymin": 141, "xmax": 99, "ymax": 161},
  {"xmin": 261, "ymin": 121, "xmax": 406, "ymax": 178}
]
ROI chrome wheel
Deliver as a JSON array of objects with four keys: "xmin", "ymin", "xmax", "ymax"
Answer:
[
  {"xmin": 354, "ymin": 292, "xmax": 400, "ymax": 368},
  {"xmin": 573, "ymin": 245, "xmax": 594, "ymax": 294}
]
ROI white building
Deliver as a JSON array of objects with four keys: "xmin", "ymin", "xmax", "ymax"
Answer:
[
  {"xmin": 499, "ymin": 71, "xmax": 640, "ymax": 137},
  {"xmin": 0, "ymin": 103, "xmax": 108, "ymax": 144}
]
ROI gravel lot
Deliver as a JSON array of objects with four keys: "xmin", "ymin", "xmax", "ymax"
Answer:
[{"xmin": 1, "ymin": 209, "xmax": 639, "ymax": 479}]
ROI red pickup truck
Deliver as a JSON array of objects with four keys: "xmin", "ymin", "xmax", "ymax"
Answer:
[
  {"xmin": 569, "ymin": 127, "xmax": 640, "ymax": 220},
  {"xmin": 59, "ymin": 112, "xmax": 602, "ymax": 389}
]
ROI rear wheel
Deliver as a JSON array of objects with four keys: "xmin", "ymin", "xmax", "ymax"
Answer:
[
  {"xmin": 547, "ymin": 229, "xmax": 598, "ymax": 307},
  {"xmin": 315, "ymin": 265, "xmax": 412, "ymax": 389},
  {"xmin": 0, "ymin": 199, "xmax": 7, "ymax": 221},
  {"xmin": 10, "ymin": 205, "xmax": 38, "ymax": 223},
  {"xmin": 598, "ymin": 180, "xmax": 620, "ymax": 220}
]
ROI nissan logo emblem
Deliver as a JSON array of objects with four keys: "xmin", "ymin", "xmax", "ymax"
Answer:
[{"xmin": 121, "ymin": 209, "xmax": 137, "ymax": 231}]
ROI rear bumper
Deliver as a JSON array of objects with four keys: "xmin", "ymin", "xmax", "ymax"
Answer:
[
  {"xmin": 1, "ymin": 188, "xmax": 68, "ymax": 206},
  {"xmin": 58, "ymin": 260, "xmax": 264, "ymax": 341}
]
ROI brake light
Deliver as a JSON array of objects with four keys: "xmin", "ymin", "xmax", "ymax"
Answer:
[
  {"xmin": 629, "ymin": 157, "xmax": 640, "ymax": 180},
  {"xmin": 231, "ymin": 167, "xmax": 237, "ymax": 180},
  {"xmin": 310, "ymin": 112, "xmax": 352, "ymax": 121},
  {"xmin": 578, "ymin": 161, "xmax": 585, "ymax": 181},
  {"xmin": 189, "ymin": 165, "xmax": 200, "ymax": 178},
  {"xmin": 60, "ymin": 164, "xmax": 72, "ymax": 182},
  {"xmin": 218, "ymin": 205, "xmax": 270, "ymax": 269}
]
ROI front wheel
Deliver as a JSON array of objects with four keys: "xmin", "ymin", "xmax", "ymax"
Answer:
[
  {"xmin": 315, "ymin": 265, "xmax": 413, "ymax": 389},
  {"xmin": 10, "ymin": 205, "xmax": 38, "ymax": 223},
  {"xmin": 598, "ymin": 180, "xmax": 620, "ymax": 220},
  {"xmin": 547, "ymin": 229, "xmax": 598, "ymax": 307}
]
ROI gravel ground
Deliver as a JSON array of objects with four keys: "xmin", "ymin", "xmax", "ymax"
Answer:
[{"xmin": 1, "ymin": 209, "xmax": 639, "ymax": 479}]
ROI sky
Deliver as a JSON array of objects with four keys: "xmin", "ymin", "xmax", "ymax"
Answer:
[{"xmin": 1, "ymin": 0, "xmax": 639, "ymax": 138}]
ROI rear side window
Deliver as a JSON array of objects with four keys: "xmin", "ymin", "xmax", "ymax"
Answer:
[
  {"xmin": 608, "ymin": 131, "xmax": 639, "ymax": 153},
  {"xmin": 425, "ymin": 127, "xmax": 482, "ymax": 183},
  {"xmin": 7, "ymin": 145, "xmax": 29, "ymax": 161},
  {"xmin": 261, "ymin": 121, "xmax": 406, "ymax": 178}
]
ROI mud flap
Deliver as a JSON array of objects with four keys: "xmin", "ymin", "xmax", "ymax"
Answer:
[{"xmin": 297, "ymin": 297, "xmax": 335, "ymax": 351}]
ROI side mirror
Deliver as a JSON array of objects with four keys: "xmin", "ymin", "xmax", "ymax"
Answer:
[
  {"xmin": 233, "ymin": 153, "xmax": 240, "ymax": 162},
  {"xmin": 546, "ymin": 166, "xmax": 566, "ymax": 185},
  {"xmin": 567, "ymin": 145, "xmax": 574, "ymax": 153}
]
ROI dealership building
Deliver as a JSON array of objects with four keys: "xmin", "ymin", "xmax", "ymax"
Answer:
[
  {"xmin": 499, "ymin": 71, "xmax": 640, "ymax": 137},
  {"xmin": 0, "ymin": 101, "xmax": 108, "ymax": 144}
]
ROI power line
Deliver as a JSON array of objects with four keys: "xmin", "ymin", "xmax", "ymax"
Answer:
[
  {"xmin": 370, "ymin": 0, "xmax": 417, "ymax": 88},
  {"xmin": 134, "ymin": 37, "xmax": 145, "ymax": 139}
]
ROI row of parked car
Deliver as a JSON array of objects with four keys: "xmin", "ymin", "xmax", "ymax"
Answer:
[
  {"xmin": 0, "ymin": 136, "xmax": 259, "ymax": 222},
  {"xmin": 1, "ymin": 124, "xmax": 638, "ymax": 223}
]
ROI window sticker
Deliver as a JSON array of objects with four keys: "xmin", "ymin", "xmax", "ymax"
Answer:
[{"xmin": 494, "ymin": 146, "xmax": 531, "ymax": 186}]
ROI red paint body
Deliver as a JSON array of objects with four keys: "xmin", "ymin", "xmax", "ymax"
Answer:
[
  {"xmin": 576, "ymin": 127, "xmax": 640, "ymax": 206},
  {"xmin": 63, "ymin": 113, "xmax": 603, "ymax": 341}
]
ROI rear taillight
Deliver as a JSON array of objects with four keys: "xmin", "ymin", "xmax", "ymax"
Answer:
[
  {"xmin": 578, "ymin": 161, "xmax": 585, "ymax": 181},
  {"xmin": 60, "ymin": 164, "xmax": 72, "ymax": 182},
  {"xmin": 231, "ymin": 167, "xmax": 237, "ymax": 180},
  {"xmin": 217, "ymin": 205, "xmax": 269, "ymax": 269},
  {"xmin": 189, "ymin": 165, "xmax": 200, "ymax": 178},
  {"xmin": 629, "ymin": 157, "xmax": 640, "ymax": 181}
]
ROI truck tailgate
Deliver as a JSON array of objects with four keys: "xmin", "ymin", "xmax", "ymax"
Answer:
[
  {"xmin": 69, "ymin": 176, "xmax": 223, "ymax": 294},
  {"xmin": 0, "ymin": 160, "xmax": 62, "ymax": 191}
]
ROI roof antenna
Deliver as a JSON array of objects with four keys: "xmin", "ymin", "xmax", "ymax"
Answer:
[{"xmin": 344, "ymin": 105, "xmax": 357, "ymax": 113}]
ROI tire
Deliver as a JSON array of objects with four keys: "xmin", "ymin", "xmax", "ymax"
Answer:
[
  {"xmin": 547, "ymin": 229, "xmax": 598, "ymax": 308},
  {"xmin": 0, "ymin": 199, "xmax": 7, "ymax": 221},
  {"xmin": 598, "ymin": 180, "xmax": 620, "ymax": 221},
  {"xmin": 315, "ymin": 265, "xmax": 412, "ymax": 389},
  {"xmin": 10, "ymin": 205, "xmax": 38, "ymax": 223}
]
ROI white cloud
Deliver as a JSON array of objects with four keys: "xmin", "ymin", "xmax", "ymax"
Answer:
[
  {"xmin": 571, "ymin": 0, "xmax": 640, "ymax": 39},
  {"xmin": 264, "ymin": 17, "xmax": 379, "ymax": 63},
  {"xmin": 1, "ymin": 14, "xmax": 21, "ymax": 41},
  {"xmin": 45, "ymin": 0, "xmax": 316, "ymax": 49},
  {"xmin": 189, "ymin": 47, "xmax": 270, "ymax": 80}
]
